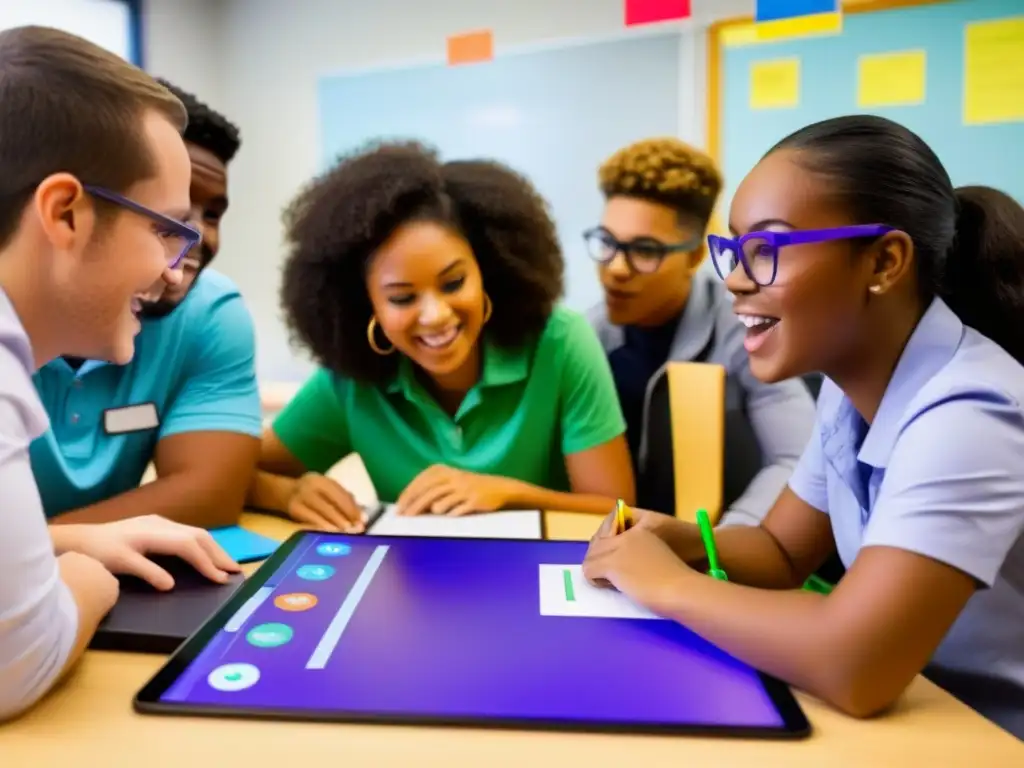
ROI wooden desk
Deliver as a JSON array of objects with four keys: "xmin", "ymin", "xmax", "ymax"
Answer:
[{"xmin": 2, "ymin": 512, "xmax": 1020, "ymax": 767}]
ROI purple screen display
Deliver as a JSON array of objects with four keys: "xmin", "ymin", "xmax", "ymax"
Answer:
[{"xmin": 160, "ymin": 534, "xmax": 785, "ymax": 729}]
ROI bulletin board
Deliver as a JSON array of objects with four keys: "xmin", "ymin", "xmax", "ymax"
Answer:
[
  {"xmin": 317, "ymin": 33, "xmax": 682, "ymax": 313},
  {"xmin": 708, "ymin": 0, "xmax": 1024, "ymax": 222}
]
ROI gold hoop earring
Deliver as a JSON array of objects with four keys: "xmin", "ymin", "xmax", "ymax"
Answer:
[
  {"xmin": 483, "ymin": 294, "xmax": 493, "ymax": 324},
  {"xmin": 367, "ymin": 316, "xmax": 395, "ymax": 355}
]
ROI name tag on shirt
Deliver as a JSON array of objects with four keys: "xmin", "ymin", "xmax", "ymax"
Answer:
[{"xmin": 103, "ymin": 403, "xmax": 160, "ymax": 435}]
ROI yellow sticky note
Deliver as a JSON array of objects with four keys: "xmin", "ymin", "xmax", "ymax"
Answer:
[
  {"xmin": 750, "ymin": 58, "xmax": 800, "ymax": 110},
  {"xmin": 857, "ymin": 50, "xmax": 926, "ymax": 108},
  {"xmin": 964, "ymin": 16, "xmax": 1024, "ymax": 125}
]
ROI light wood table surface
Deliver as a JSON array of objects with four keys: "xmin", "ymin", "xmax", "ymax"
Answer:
[{"xmin": 2, "ymin": 511, "xmax": 1021, "ymax": 767}]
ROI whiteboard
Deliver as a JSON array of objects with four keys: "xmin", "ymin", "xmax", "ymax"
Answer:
[{"xmin": 318, "ymin": 32, "xmax": 682, "ymax": 313}]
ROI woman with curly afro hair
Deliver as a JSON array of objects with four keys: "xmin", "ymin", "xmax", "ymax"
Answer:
[
  {"xmin": 584, "ymin": 137, "xmax": 815, "ymax": 527},
  {"xmin": 247, "ymin": 141, "xmax": 635, "ymax": 530}
]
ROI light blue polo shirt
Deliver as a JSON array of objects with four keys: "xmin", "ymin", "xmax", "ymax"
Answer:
[
  {"xmin": 789, "ymin": 297, "xmax": 1024, "ymax": 740},
  {"xmin": 29, "ymin": 269, "xmax": 262, "ymax": 517}
]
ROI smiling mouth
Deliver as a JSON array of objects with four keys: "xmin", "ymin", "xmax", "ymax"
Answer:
[
  {"xmin": 416, "ymin": 325, "xmax": 461, "ymax": 351},
  {"xmin": 737, "ymin": 314, "xmax": 780, "ymax": 353},
  {"xmin": 605, "ymin": 288, "xmax": 636, "ymax": 301},
  {"xmin": 739, "ymin": 314, "xmax": 779, "ymax": 332}
]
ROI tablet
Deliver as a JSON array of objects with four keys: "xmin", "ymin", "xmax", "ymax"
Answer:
[
  {"xmin": 91, "ymin": 556, "xmax": 245, "ymax": 654},
  {"xmin": 135, "ymin": 532, "xmax": 810, "ymax": 738}
]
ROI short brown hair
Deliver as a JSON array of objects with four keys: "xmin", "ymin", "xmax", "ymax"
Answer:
[
  {"xmin": 0, "ymin": 26, "xmax": 187, "ymax": 247},
  {"xmin": 598, "ymin": 137, "xmax": 723, "ymax": 227}
]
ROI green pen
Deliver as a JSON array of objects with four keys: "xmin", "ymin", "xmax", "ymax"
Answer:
[
  {"xmin": 802, "ymin": 573, "xmax": 835, "ymax": 595},
  {"xmin": 696, "ymin": 508, "xmax": 728, "ymax": 581}
]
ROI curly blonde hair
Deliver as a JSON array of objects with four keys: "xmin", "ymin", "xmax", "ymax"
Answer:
[{"xmin": 598, "ymin": 137, "xmax": 722, "ymax": 226}]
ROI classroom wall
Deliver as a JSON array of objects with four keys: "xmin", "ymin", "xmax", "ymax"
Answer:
[
  {"xmin": 143, "ymin": 0, "xmax": 223, "ymax": 112},
  {"xmin": 208, "ymin": 0, "xmax": 754, "ymax": 382}
]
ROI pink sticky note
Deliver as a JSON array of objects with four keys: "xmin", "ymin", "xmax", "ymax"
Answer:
[{"xmin": 625, "ymin": 0, "xmax": 691, "ymax": 26}]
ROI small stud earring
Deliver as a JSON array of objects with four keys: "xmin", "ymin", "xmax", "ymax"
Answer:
[{"xmin": 869, "ymin": 285, "xmax": 882, "ymax": 294}]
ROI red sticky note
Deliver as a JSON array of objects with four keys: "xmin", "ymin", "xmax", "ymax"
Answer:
[
  {"xmin": 447, "ymin": 29, "xmax": 494, "ymax": 66},
  {"xmin": 625, "ymin": 0, "xmax": 691, "ymax": 26}
]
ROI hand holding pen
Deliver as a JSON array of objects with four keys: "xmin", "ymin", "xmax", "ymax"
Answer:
[{"xmin": 606, "ymin": 501, "xmax": 729, "ymax": 581}]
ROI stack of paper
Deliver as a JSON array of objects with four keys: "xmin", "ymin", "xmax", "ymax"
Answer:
[{"xmin": 367, "ymin": 504, "xmax": 542, "ymax": 540}]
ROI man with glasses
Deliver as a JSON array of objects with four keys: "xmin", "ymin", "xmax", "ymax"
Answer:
[
  {"xmin": 0, "ymin": 26, "xmax": 240, "ymax": 721},
  {"xmin": 585, "ymin": 138, "xmax": 815, "ymax": 526},
  {"xmin": 30, "ymin": 79, "xmax": 261, "ymax": 530}
]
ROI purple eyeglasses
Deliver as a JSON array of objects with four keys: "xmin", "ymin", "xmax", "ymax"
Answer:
[
  {"xmin": 84, "ymin": 185, "xmax": 202, "ymax": 270},
  {"xmin": 707, "ymin": 225, "xmax": 894, "ymax": 286}
]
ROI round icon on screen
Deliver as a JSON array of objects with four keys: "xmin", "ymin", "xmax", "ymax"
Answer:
[
  {"xmin": 316, "ymin": 542, "xmax": 351, "ymax": 557},
  {"xmin": 246, "ymin": 622, "xmax": 294, "ymax": 648},
  {"xmin": 296, "ymin": 564, "xmax": 335, "ymax": 581},
  {"xmin": 274, "ymin": 592, "xmax": 318, "ymax": 612},
  {"xmin": 208, "ymin": 663, "xmax": 260, "ymax": 692}
]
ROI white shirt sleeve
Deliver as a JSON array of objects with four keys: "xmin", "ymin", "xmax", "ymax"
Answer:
[
  {"xmin": 863, "ymin": 393, "xmax": 1024, "ymax": 587},
  {"xmin": 0, "ymin": 389, "xmax": 79, "ymax": 720},
  {"xmin": 785, "ymin": 384, "xmax": 833, "ymax": 515}
]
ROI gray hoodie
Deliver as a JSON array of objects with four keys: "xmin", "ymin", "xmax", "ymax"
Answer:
[{"xmin": 588, "ymin": 267, "xmax": 816, "ymax": 526}]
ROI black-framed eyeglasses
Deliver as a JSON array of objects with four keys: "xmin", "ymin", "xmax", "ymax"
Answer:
[
  {"xmin": 84, "ymin": 185, "xmax": 201, "ymax": 270},
  {"xmin": 707, "ymin": 225, "xmax": 895, "ymax": 287},
  {"xmin": 583, "ymin": 226, "xmax": 702, "ymax": 275}
]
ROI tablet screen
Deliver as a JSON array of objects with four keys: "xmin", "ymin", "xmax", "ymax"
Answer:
[{"xmin": 136, "ymin": 532, "xmax": 809, "ymax": 737}]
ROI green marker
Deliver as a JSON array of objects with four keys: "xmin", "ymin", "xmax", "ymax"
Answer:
[
  {"xmin": 802, "ymin": 574, "xmax": 834, "ymax": 595},
  {"xmin": 696, "ymin": 508, "xmax": 728, "ymax": 581}
]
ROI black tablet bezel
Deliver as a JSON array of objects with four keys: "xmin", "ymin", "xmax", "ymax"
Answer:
[{"xmin": 134, "ymin": 530, "xmax": 811, "ymax": 739}]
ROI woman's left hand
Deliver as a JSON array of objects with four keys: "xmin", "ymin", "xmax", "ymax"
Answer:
[
  {"xmin": 396, "ymin": 466, "xmax": 514, "ymax": 517},
  {"xmin": 583, "ymin": 526, "xmax": 694, "ymax": 616}
]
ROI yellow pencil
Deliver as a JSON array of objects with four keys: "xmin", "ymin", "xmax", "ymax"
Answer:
[{"xmin": 615, "ymin": 499, "xmax": 634, "ymax": 534}]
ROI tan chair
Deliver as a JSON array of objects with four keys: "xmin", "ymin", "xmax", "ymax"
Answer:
[{"xmin": 665, "ymin": 362, "xmax": 726, "ymax": 525}]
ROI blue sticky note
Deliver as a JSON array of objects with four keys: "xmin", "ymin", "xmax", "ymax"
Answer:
[
  {"xmin": 210, "ymin": 526, "xmax": 281, "ymax": 564},
  {"xmin": 756, "ymin": 0, "xmax": 837, "ymax": 22}
]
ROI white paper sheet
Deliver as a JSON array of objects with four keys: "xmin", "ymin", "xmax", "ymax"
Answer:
[
  {"xmin": 367, "ymin": 504, "xmax": 542, "ymax": 539},
  {"xmin": 538, "ymin": 564, "xmax": 664, "ymax": 620}
]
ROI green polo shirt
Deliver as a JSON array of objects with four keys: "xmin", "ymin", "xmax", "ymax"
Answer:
[{"xmin": 272, "ymin": 306, "xmax": 626, "ymax": 503}]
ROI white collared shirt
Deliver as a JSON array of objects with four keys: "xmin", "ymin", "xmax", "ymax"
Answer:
[
  {"xmin": 790, "ymin": 297, "xmax": 1024, "ymax": 740},
  {"xmin": 0, "ymin": 287, "xmax": 78, "ymax": 720}
]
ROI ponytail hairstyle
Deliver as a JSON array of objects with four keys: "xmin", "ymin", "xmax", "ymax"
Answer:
[
  {"xmin": 769, "ymin": 115, "xmax": 1024, "ymax": 364},
  {"xmin": 944, "ymin": 186, "xmax": 1024, "ymax": 364}
]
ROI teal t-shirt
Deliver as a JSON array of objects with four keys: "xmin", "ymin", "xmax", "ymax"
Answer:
[
  {"xmin": 273, "ymin": 306, "xmax": 626, "ymax": 503},
  {"xmin": 30, "ymin": 269, "xmax": 262, "ymax": 516}
]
